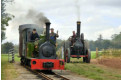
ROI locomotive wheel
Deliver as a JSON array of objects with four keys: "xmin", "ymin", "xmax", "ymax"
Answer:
[
  {"xmin": 20, "ymin": 57, "xmax": 25, "ymax": 65},
  {"xmin": 24, "ymin": 58, "xmax": 27, "ymax": 66},
  {"xmin": 25, "ymin": 59, "xmax": 31, "ymax": 67},
  {"xmin": 83, "ymin": 57, "xmax": 86, "ymax": 62},
  {"xmin": 85, "ymin": 49, "xmax": 91, "ymax": 63},
  {"xmin": 65, "ymin": 48, "xmax": 70, "ymax": 63}
]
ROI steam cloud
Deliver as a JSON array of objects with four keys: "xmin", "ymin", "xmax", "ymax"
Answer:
[
  {"xmin": 75, "ymin": 0, "xmax": 80, "ymax": 21},
  {"xmin": 5, "ymin": 9, "xmax": 50, "ymax": 44},
  {"xmin": 26, "ymin": 9, "xmax": 50, "ymax": 27}
]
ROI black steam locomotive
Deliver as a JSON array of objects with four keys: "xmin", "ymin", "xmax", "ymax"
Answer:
[
  {"xmin": 64, "ymin": 21, "xmax": 91, "ymax": 63},
  {"xmin": 19, "ymin": 22, "xmax": 64, "ymax": 70}
]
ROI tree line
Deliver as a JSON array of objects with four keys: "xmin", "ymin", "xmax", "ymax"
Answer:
[
  {"xmin": 89, "ymin": 32, "xmax": 121, "ymax": 51},
  {"xmin": 1, "ymin": 42, "xmax": 19, "ymax": 54},
  {"xmin": 1, "ymin": 32, "xmax": 121, "ymax": 54}
]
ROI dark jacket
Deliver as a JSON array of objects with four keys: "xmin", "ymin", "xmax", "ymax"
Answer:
[
  {"xmin": 50, "ymin": 33, "xmax": 59, "ymax": 44},
  {"xmin": 30, "ymin": 32, "xmax": 39, "ymax": 41},
  {"xmin": 71, "ymin": 35, "xmax": 76, "ymax": 45}
]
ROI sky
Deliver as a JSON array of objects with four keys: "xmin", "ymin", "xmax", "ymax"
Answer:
[{"xmin": 3, "ymin": 0, "xmax": 121, "ymax": 44}]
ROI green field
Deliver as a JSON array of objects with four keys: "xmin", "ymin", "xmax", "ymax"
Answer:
[
  {"xmin": 91, "ymin": 51, "xmax": 96, "ymax": 59},
  {"xmin": 91, "ymin": 51, "xmax": 102, "ymax": 59},
  {"xmin": 1, "ymin": 54, "xmax": 20, "ymax": 80}
]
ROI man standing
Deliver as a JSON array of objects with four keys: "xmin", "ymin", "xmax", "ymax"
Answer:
[
  {"xmin": 30, "ymin": 29, "xmax": 39, "ymax": 41},
  {"xmin": 50, "ymin": 28, "xmax": 59, "ymax": 45},
  {"xmin": 71, "ymin": 31, "xmax": 76, "ymax": 46}
]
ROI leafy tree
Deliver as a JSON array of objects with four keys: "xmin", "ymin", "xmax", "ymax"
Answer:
[
  {"xmin": 1, "ymin": 42, "xmax": 14, "ymax": 54},
  {"xmin": 111, "ymin": 32, "xmax": 121, "ymax": 48},
  {"xmin": 97, "ymin": 34, "xmax": 103, "ymax": 42},
  {"xmin": 102, "ymin": 40, "xmax": 111, "ymax": 49},
  {"xmin": 89, "ymin": 32, "xmax": 121, "ymax": 51},
  {"xmin": 14, "ymin": 44, "xmax": 19, "ymax": 53},
  {"xmin": 1, "ymin": 0, "xmax": 14, "ymax": 42},
  {"xmin": 89, "ymin": 40, "xmax": 96, "ymax": 51},
  {"xmin": 56, "ymin": 39, "xmax": 64, "ymax": 50},
  {"xmin": 94, "ymin": 34, "xmax": 103, "ymax": 50}
]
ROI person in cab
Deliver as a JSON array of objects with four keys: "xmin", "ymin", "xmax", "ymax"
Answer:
[
  {"xmin": 50, "ymin": 28, "xmax": 59, "ymax": 46},
  {"xmin": 30, "ymin": 29, "xmax": 39, "ymax": 41}
]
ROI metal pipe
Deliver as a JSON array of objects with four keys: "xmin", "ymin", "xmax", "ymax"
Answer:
[
  {"xmin": 45, "ymin": 22, "xmax": 51, "ymax": 41},
  {"xmin": 77, "ymin": 21, "xmax": 81, "ymax": 37}
]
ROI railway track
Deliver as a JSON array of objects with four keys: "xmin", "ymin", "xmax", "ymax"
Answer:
[{"xmin": 24, "ymin": 65, "xmax": 69, "ymax": 80}]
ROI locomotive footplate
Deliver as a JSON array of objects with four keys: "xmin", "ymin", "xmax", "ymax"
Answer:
[
  {"xmin": 71, "ymin": 55, "xmax": 88, "ymax": 58},
  {"xmin": 31, "ymin": 59, "xmax": 64, "ymax": 70}
]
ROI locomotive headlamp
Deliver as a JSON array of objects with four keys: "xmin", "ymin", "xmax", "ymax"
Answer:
[
  {"xmin": 59, "ymin": 60, "xmax": 64, "ymax": 65},
  {"xmin": 32, "ymin": 61, "xmax": 36, "ymax": 64}
]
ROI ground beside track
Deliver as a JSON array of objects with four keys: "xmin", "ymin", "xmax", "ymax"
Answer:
[
  {"xmin": 14, "ymin": 62, "xmax": 43, "ymax": 80},
  {"xmin": 1, "ymin": 54, "xmax": 42, "ymax": 80},
  {"xmin": 1, "ymin": 54, "xmax": 19, "ymax": 80}
]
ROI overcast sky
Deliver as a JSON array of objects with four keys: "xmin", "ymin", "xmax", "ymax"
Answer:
[{"xmin": 3, "ymin": 0, "xmax": 121, "ymax": 44}]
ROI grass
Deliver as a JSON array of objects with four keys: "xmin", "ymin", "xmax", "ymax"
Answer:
[
  {"xmin": 91, "ymin": 51, "xmax": 96, "ymax": 59},
  {"xmin": 1, "ymin": 54, "xmax": 20, "ymax": 80},
  {"xmin": 91, "ymin": 51, "xmax": 103, "ymax": 59},
  {"xmin": 65, "ymin": 63, "xmax": 121, "ymax": 80}
]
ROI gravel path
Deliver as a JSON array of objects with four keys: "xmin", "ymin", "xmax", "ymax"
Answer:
[{"xmin": 14, "ymin": 62, "xmax": 42, "ymax": 80}]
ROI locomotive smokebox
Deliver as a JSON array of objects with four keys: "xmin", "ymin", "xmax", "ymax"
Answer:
[
  {"xmin": 77, "ymin": 21, "xmax": 81, "ymax": 37},
  {"xmin": 39, "ymin": 22, "xmax": 56, "ymax": 59},
  {"xmin": 45, "ymin": 22, "xmax": 51, "ymax": 41}
]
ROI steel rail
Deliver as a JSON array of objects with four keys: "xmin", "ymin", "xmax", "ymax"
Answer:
[{"xmin": 24, "ymin": 65, "xmax": 69, "ymax": 80}]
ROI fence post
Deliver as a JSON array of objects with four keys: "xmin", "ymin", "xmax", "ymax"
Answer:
[
  {"xmin": 96, "ymin": 47, "xmax": 98, "ymax": 58},
  {"xmin": 8, "ymin": 48, "xmax": 15, "ymax": 63},
  {"xmin": 11, "ymin": 49, "xmax": 14, "ymax": 63}
]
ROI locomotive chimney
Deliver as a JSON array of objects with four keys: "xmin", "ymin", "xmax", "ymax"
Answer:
[
  {"xmin": 45, "ymin": 22, "xmax": 51, "ymax": 41},
  {"xmin": 77, "ymin": 21, "xmax": 81, "ymax": 37}
]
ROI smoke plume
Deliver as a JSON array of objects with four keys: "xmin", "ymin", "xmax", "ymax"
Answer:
[
  {"xmin": 75, "ymin": 0, "xmax": 80, "ymax": 21},
  {"xmin": 26, "ymin": 9, "xmax": 50, "ymax": 27}
]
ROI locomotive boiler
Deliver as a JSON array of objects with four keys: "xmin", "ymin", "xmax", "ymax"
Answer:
[
  {"xmin": 19, "ymin": 22, "xmax": 64, "ymax": 70},
  {"xmin": 64, "ymin": 21, "xmax": 91, "ymax": 63}
]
